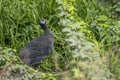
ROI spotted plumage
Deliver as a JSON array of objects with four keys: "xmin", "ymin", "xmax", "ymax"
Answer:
[{"xmin": 19, "ymin": 19, "xmax": 54, "ymax": 68}]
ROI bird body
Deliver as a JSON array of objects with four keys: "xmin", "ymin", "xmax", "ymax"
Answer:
[{"xmin": 19, "ymin": 19, "xmax": 54, "ymax": 67}]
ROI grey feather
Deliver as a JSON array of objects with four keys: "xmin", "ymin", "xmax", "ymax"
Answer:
[{"xmin": 19, "ymin": 20, "xmax": 54, "ymax": 67}]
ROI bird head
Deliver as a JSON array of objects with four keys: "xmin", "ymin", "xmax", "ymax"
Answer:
[{"xmin": 40, "ymin": 19, "xmax": 47, "ymax": 25}]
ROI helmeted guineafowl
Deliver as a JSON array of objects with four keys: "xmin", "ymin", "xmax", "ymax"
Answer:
[{"xmin": 19, "ymin": 19, "xmax": 54, "ymax": 68}]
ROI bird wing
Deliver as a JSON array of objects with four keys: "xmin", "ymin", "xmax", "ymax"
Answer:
[
  {"xmin": 26, "ymin": 36, "xmax": 53, "ymax": 65},
  {"xmin": 20, "ymin": 34, "xmax": 54, "ymax": 66},
  {"xmin": 29, "ymin": 44, "xmax": 53, "ymax": 65}
]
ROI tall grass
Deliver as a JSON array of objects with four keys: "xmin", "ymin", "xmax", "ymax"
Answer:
[
  {"xmin": 0, "ymin": 0, "xmax": 120, "ymax": 80},
  {"xmin": 0, "ymin": 0, "xmax": 58, "ymax": 49}
]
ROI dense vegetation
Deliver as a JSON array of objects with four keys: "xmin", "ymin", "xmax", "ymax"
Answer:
[{"xmin": 0, "ymin": 0, "xmax": 120, "ymax": 80}]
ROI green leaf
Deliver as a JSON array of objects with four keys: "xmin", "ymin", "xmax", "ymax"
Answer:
[
  {"xmin": 115, "ymin": 8, "xmax": 120, "ymax": 12},
  {"xmin": 97, "ymin": 15, "xmax": 108, "ymax": 21}
]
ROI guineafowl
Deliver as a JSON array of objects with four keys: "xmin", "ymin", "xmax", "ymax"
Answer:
[{"xmin": 19, "ymin": 19, "xmax": 54, "ymax": 68}]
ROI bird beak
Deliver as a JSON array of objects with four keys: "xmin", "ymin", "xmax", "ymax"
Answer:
[{"xmin": 44, "ymin": 19, "xmax": 48, "ymax": 22}]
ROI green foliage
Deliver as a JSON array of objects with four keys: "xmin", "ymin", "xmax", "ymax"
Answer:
[
  {"xmin": 0, "ymin": 47, "xmax": 57, "ymax": 80},
  {"xmin": 0, "ymin": 0, "xmax": 120, "ymax": 80}
]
